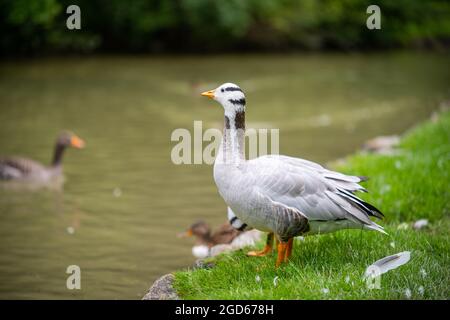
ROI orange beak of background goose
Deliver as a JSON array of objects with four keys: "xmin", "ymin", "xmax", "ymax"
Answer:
[
  {"xmin": 177, "ymin": 229, "xmax": 193, "ymax": 238},
  {"xmin": 70, "ymin": 135, "xmax": 85, "ymax": 149},
  {"xmin": 201, "ymin": 89, "xmax": 215, "ymax": 99}
]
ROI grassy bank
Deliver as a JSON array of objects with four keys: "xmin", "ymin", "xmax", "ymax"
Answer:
[{"xmin": 173, "ymin": 111, "xmax": 450, "ymax": 299}]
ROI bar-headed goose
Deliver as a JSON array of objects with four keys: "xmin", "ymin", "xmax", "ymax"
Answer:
[
  {"xmin": 0, "ymin": 131, "xmax": 85, "ymax": 183},
  {"xmin": 201, "ymin": 83, "xmax": 385, "ymax": 267}
]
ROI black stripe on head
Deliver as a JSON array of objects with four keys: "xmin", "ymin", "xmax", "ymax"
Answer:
[
  {"xmin": 224, "ymin": 87, "xmax": 242, "ymax": 92},
  {"xmin": 228, "ymin": 98, "xmax": 246, "ymax": 106},
  {"xmin": 229, "ymin": 217, "xmax": 238, "ymax": 224}
]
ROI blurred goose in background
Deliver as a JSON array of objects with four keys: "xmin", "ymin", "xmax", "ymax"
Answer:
[
  {"xmin": 0, "ymin": 131, "xmax": 85, "ymax": 183},
  {"xmin": 201, "ymin": 83, "xmax": 385, "ymax": 267}
]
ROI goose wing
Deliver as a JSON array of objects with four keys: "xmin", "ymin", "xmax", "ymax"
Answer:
[
  {"xmin": 0, "ymin": 157, "xmax": 45, "ymax": 180},
  {"xmin": 242, "ymin": 155, "xmax": 384, "ymax": 229}
]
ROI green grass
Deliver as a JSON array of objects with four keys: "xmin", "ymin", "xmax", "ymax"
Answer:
[{"xmin": 173, "ymin": 111, "xmax": 450, "ymax": 299}]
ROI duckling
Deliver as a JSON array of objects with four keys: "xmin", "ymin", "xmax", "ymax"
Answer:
[
  {"xmin": 180, "ymin": 221, "xmax": 240, "ymax": 258},
  {"xmin": 180, "ymin": 219, "xmax": 264, "ymax": 258}
]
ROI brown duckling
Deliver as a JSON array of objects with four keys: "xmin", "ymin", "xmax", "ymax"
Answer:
[{"xmin": 179, "ymin": 221, "xmax": 242, "ymax": 258}]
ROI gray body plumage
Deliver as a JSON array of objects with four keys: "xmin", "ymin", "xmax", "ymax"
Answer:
[
  {"xmin": 0, "ymin": 156, "xmax": 61, "ymax": 182},
  {"xmin": 216, "ymin": 155, "xmax": 385, "ymax": 240},
  {"xmin": 0, "ymin": 131, "xmax": 83, "ymax": 186}
]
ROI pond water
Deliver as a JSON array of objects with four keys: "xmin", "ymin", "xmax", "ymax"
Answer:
[{"xmin": 0, "ymin": 52, "xmax": 448, "ymax": 299}]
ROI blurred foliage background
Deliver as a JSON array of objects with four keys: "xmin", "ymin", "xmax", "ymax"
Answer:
[{"xmin": 1, "ymin": 0, "xmax": 449, "ymax": 55}]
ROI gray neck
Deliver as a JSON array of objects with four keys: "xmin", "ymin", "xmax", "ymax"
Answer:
[
  {"xmin": 217, "ymin": 110, "xmax": 245, "ymax": 165},
  {"xmin": 52, "ymin": 143, "xmax": 66, "ymax": 167}
]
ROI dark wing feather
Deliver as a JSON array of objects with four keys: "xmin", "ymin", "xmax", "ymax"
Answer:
[
  {"xmin": 0, "ymin": 157, "xmax": 45, "ymax": 180},
  {"xmin": 337, "ymin": 188, "xmax": 384, "ymax": 219}
]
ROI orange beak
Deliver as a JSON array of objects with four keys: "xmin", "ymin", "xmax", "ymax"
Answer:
[
  {"xmin": 70, "ymin": 135, "xmax": 85, "ymax": 149},
  {"xmin": 201, "ymin": 89, "xmax": 215, "ymax": 99},
  {"xmin": 177, "ymin": 229, "xmax": 193, "ymax": 238}
]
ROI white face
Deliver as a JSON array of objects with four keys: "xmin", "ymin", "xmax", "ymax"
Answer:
[{"xmin": 202, "ymin": 83, "xmax": 246, "ymax": 114}]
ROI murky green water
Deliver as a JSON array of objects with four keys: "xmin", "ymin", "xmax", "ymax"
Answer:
[{"xmin": 0, "ymin": 53, "xmax": 448, "ymax": 299}]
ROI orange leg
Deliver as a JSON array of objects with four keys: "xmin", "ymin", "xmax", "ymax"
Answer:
[
  {"xmin": 284, "ymin": 238, "xmax": 294, "ymax": 262},
  {"xmin": 247, "ymin": 232, "xmax": 274, "ymax": 257},
  {"xmin": 276, "ymin": 240, "xmax": 288, "ymax": 268}
]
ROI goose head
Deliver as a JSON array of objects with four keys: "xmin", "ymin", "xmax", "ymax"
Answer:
[
  {"xmin": 57, "ymin": 131, "xmax": 85, "ymax": 149},
  {"xmin": 178, "ymin": 221, "xmax": 212, "ymax": 244},
  {"xmin": 52, "ymin": 131, "xmax": 85, "ymax": 166},
  {"xmin": 201, "ymin": 83, "xmax": 246, "ymax": 116}
]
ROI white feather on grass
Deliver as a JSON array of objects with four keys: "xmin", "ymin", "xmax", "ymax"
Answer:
[
  {"xmin": 364, "ymin": 251, "xmax": 411, "ymax": 278},
  {"xmin": 413, "ymin": 219, "xmax": 428, "ymax": 230}
]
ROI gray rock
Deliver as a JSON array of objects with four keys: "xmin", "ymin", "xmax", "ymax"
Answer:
[
  {"xmin": 194, "ymin": 259, "xmax": 215, "ymax": 269},
  {"xmin": 142, "ymin": 273, "xmax": 180, "ymax": 300},
  {"xmin": 363, "ymin": 135, "xmax": 400, "ymax": 155}
]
